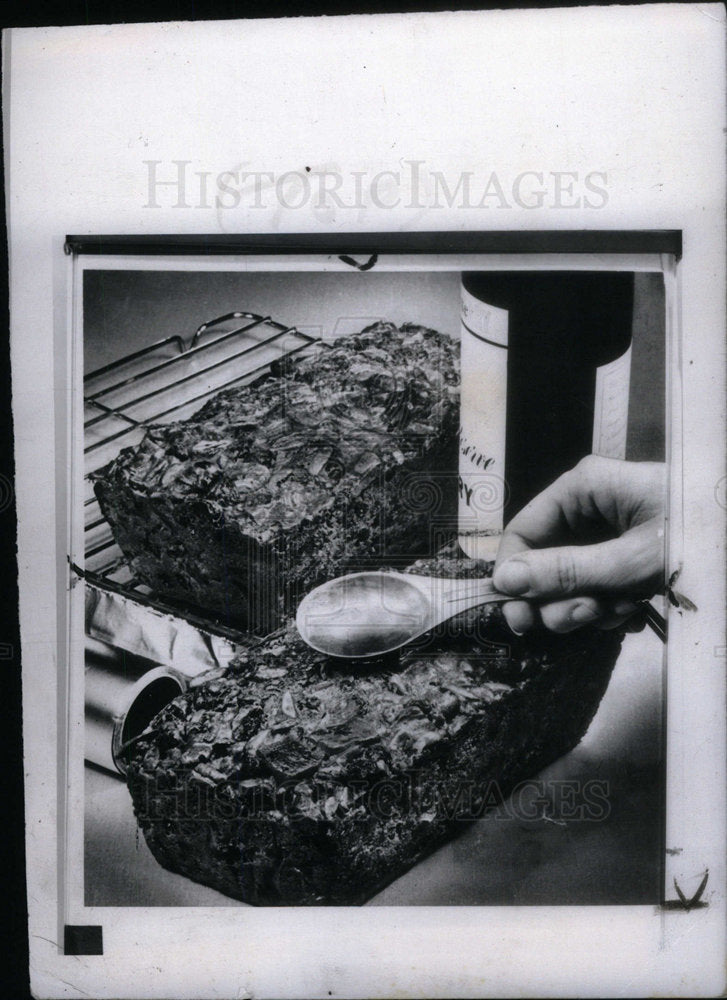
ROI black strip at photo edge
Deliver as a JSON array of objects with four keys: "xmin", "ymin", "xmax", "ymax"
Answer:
[{"xmin": 64, "ymin": 230, "xmax": 683, "ymax": 259}]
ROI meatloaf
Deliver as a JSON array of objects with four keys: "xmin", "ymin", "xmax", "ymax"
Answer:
[
  {"xmin": 93, "ymin": 322, "xmax": 460, "ymax": 631},
  {"xmin": 124, "ymin": 548, "xmax": 622, "ymax": 906}
]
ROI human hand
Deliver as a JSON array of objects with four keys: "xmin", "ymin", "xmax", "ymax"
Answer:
[{"xmin": 492, "ymin": 455, "xmax": 667, "ymax": 634}]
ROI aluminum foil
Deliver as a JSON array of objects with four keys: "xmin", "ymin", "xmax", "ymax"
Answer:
[{"xmin": 85, "ymin": 578, "xmax": 249, "ymax": 774}]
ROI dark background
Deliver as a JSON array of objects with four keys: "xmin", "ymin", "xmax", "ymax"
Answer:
[{"xmin": 0, "ymin": 0, "xmax": 665, "ymax": 27}]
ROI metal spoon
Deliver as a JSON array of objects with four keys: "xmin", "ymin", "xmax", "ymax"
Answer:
[{"xmin": 295, "ymin": 571, "xmax": 514, "ymax": 659}]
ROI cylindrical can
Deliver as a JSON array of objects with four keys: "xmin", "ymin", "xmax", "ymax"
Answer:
[
  {"xmin": 458, "ymin": 271, "xmax": 634, "ymax": 560},
  {"xmin": 85, "ymin": 636, "xmax": 187, "ymax": 775}
]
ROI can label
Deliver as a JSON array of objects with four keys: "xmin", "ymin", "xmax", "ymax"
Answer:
[
  {"xmin": 458, "ymin": 286, "xmax": 509, "ymax": 560},
  {"xmin": 592, "ymin": 345, "xmax": 631, "ymax": 458}
]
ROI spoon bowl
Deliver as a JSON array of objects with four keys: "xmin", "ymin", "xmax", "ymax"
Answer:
[{"xmin": 296, "ymin": 571, "xmax": 514, "ymax": 659}]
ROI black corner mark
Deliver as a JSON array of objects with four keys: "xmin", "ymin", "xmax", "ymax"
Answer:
[{"xmin": 63, "ymin": 925, "xmax": 103, "ymax": 956}]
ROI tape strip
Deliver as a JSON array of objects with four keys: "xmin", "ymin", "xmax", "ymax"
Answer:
[{"xmin": 338, "ymin": 253, "xmax": 378, "ymax": 271}]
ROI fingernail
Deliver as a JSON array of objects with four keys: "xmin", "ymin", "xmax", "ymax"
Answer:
[
  {"xmin": 613, "ymin": 600, "xmax": 638, "ymax": 617},
  {"xmin": 494, "ymin": 559, "xmax": 530, "ymax": 595},
  {"xmin": 570, "ymin": 603, "xmax": 599, "ymax": 625}
]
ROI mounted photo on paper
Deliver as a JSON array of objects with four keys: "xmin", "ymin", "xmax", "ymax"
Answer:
[
  {"xmin": 65, "ymin": 234, "xmax": 676, "ymax": 909},
  {"xmin": 6, "ymin": 6, "xmax": 724, "ymax": 996}
]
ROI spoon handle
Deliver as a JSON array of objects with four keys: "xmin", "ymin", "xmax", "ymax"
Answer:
[
  {"xmin": 421, "ymin": 575, "xmax": 514, "ymax": 617},
  {"xmin": 446, "ymin": 589, "xmax": 514, "ymax": 605},
  {"xmin": 444, "ymin": 579, "xmax": 499, "ymax": 602}
]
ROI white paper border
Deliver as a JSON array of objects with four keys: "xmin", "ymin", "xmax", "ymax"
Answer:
[{"xmin": 6, "ymin": 5, "xmax": 726, "ymax": 997}]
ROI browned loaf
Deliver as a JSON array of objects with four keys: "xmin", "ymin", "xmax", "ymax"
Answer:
[
  {"xmin": 93, "ymin": 322, "xmax": 460, "ymax": 631},
  {"xmin": 124, "ymin": 551, "xmax": 622, "ymax": 906}
]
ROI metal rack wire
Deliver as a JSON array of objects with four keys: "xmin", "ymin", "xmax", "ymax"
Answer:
[{"xmin": 84, "ymin": 311, "xmax": 324, "ymax": 597}]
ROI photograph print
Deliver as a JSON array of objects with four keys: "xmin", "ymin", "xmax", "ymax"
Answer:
[{"xmin": 79, "ymin": 253, "xmax": 668, "ymax": 908}]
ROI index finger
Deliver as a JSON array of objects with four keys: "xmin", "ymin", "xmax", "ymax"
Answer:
[
  {"xmin": 494, "ymin": 488, "xmax": 570, "ymax": 571},
  {"xmin": 493, "ymin": 485, "xmax": 569, "ymax": 635}
]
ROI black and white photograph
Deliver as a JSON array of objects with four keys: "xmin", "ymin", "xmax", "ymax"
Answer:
[
  {"xmin": 5, "ymin": 5, "xmax": 726, "ymax": 998},
  {"xmin": 79, "ymin": 254, "xmax": 669, "ymax": 909}
]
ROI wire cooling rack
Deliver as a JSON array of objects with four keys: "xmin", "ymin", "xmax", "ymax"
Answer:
[{"xmin": 83, "ymin": 311, "xmax": 324, "ymax": 598}]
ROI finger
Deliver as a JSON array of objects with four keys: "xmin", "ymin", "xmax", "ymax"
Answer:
[
  {"xmin": 534, "ymin": 597, "xmax": 641, "ymax": 634},
  {"xmin": 495, "ymin": 457, "xmax": 616, "ymax": 566},
  {"xmin": 494, "ymin": 528, "xmax": 532, "ymax": 569},
  {"xmin": 590, "ymin": 457, "xmax": 667, "ymax": 531},
  {"xmin": 594, "ymin": 600, "xmax": 641, "ymax": 631},
  {"xmin": 493, "ymin": 520, "xmax": 664, "ymax": 601},
  {"xmin": 494, "ymin": 490, "xmax": 572, "ymax": 572},
  {"xmin": 538, "ymin": 596, "xmax": 612, "ymax": 634},
  {"xmin": 493, "ymin": 462, "xmax": 612, "ymax": 586},
  {"xmin": 623, "ymin": 606, "xmax": 648, "ymax": 633},
  {"xmin": 502, "ymin": 599, "xmax": 538, "ymax": 636},
  {"xmin": 495, "ymin": 458, "xmax": 667, "ymax": 568}
]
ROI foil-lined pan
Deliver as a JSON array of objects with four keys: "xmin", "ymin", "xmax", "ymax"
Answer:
[{"xmin": 84, "ymin": 572, "xmax": 249, "ymax": 776}]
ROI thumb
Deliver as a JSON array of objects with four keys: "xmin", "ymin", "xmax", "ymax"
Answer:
[{"xmin": 492, "ymin": 520, "xmax": 665, "ymax": 601}]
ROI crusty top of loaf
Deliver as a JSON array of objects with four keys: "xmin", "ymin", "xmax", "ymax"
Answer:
[
  {"xmin": 96, "ymin": 322, "xmax": 459, "ymax": 538},
  {"xmin": 125, "ymin": 549, "xmax": 621, "ymax": 827}
]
